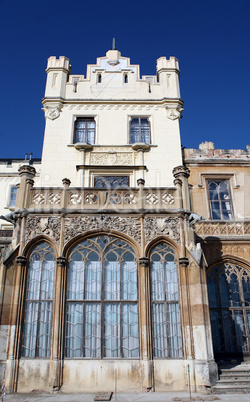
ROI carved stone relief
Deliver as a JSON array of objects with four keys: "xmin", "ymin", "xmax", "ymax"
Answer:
[
  {"xmin": 25, "ymin": 216, "xmax": 61, "ymax": 243},
  {"xmin": 64, "ymin": 215, "xmax": 141, "ymax": 245},
  {"xmin": 90, "ymin": 152, "xmax": 133, "ymax": 166},
  {"xmin": 203, "ymin": 243, "xmax": 250, "ymax": 263},
  {"xmin": 144, "ymin": 216, "xmax": 180, "ymax": 245}
]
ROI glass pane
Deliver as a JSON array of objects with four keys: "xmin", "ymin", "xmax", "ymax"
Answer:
[
  {"xmin": 85, "ymin": 261, "xmax": 101, "ymax": 300},
  {"xmin": 37, "ymin": 301, "xmax": 53, "ymax": 357},
  {"xmin": 207, "ymin": 273, "xmax": 220, "ymax": 308},
  {"xmin": 230, "ymin": 273, "xmax": 241, "ymax": 307},
  {"xmin": 234, "ymin": 310, "xmax": 246, "ymax": 352},
  {"xmin": 243, "ymin": 277, "xmax": 250, "ymax": 307},
  {"xmin": 84, "ymin": 303, "xmax": 101, "ymax": 358},
  {"xmin": 164, "ymin": 261, "xmax": 178, "ymax": 301},
  {"xmin": 167, "ymin": 303, "xmax": 182, "ymax": 357},
  {"xmin": 210, "ymin": 310, "xmax": 224, "ymax": 353},
  {"xmin": 150, "ymin": 261, "xmax": 164, "ymax": 301},
  {"xmin": 26, "ymin": 260, "xmax": 42, "ymax": 300},
  {"xmin": 121, "ymin": 303, "xmax": 139, "ymax": 357},
  {"xmin": 104, "ymin": 303, "xmax": 120, "ymax": 357},
  {"xmin": 121, "ymin": 261, "xmax": 137, "ymax": 300},
  {"xmin": 222, "ymin": 310, "xmax": 237, "ymax": 353},
  {"xmin": 22, "ymin": 301, "xmax": 39, "ymax": 357},
  {"xmin": 65, "ymin": 302, "xmax": 83, "ymax": 358},
  {"xmin": 9, "ymin": 186, "xmax": 17, "ymax": 207},
  {"xmin": 104, "ymin": 261, "xmax": 120, "ymax": 300},
  {"xmin": 67, "ymin": 261, "xmax": 84, "ymax": 300},
  {"xmin": 152, "ymin": 303, "xmax": 167, "ymax": 357},
  {"xmin": 219, "ymin": 272, "xmax": 230, "ymax": 308},
  {"xmin": 40, "ymin": 261, "xmax": 55, "ymax": 300}
]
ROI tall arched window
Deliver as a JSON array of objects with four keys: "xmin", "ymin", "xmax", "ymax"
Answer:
[
  {"xmin": 65, "ymin": 235, "xmax": 139, "ymax": 358},
  {"xmin": 207, "ymin": 262, "xmax": 250, "ymax": 358},
  {"xmin": 22, "ymin": 242, "xmax": 55, "ymax": 357},
  {"xmin": 150, "ymin": 242, "xmax": 182, "ymax": 358}
]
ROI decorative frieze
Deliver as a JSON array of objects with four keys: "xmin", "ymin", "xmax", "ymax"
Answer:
[
  {"xmin": 144, "ymin": 216, "xmax": 180, "ymax": 245},
  {"xmin": 25, "ymin": 216, "xmax": 61, "ymax": 243},
  {"xmin": 64, "ymin": 215, "xmax": 141, "ymax": 245},
  {"xmin": 90, "ymin": 152, "xmax": 133, "ymax": 166}
]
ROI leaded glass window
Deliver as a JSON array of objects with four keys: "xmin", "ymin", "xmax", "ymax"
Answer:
[
  {"xmin": 207, "ymin": 263, "xmax": 250, "ymax": 356},
  {"xmin": 207, "ymin": 180, "xmax": 233, "ymax": 220},
  {"xmin": 74, "ymin": 118, "xmax": 95, "ymax": 144},
  {"xmin": 130, "ymin": 117, "xmax": 150, "ymax": 144},
  {"xmin": 65, "ymin": 235, "xmax": 139, "ymax": 359},
  {"xmin": 150, "ymin": 242, "xmax": 182, "ymax": 358},
  {"xmin": 94, "ymin": 176, "xmax": 129, "ymax": 188},
  {"xmin": 22, "ymin": 243, "xmax": 55, "ymax": 357}
]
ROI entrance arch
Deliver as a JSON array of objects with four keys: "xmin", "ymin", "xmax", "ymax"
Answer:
[{"xmin": 207, "ymin": 262, "xmax": 250, "ymax": 361}]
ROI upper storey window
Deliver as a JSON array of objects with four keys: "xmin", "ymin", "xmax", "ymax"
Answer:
[
  {"xmin": 74, "ymin": 118, "xmax": 95, "ymax": 144},
  {"xmin": 9, "ymin": 186, "xmax": 17, "ymax": 208},
  {"xmin": 207, "ymin": 180, "xmax": 233, "ymax": 220},
  {"xmin": 130, "ymin": 117, "xmax": 150, "ymax": 144}
]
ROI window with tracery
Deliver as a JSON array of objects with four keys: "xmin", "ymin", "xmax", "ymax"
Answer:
[
  {"xmin": 65, "ymin": 235, "xmax": 139, "ymax": 358},
  {"xmin": 150, "ymin": 242, "xmax": 182, "ymax": 358},
  {"xmin": 22, "ymin": 243, "xmax": 55, "ymax": 357},
  {"xmin": 207, "ymin": 263, "xmax": 250, "ymax": 355},
  {"xmin": 207, "ymin": 180, "xmax": 233, "ymax": 220},
  {"xmin": 94, "ymin": 176, "xmax": 129, "ymax": 188}
]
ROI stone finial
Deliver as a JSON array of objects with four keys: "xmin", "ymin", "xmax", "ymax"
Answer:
[
  {"xmin": 199, "ymin": 141, "xmax": 214, "ymax": 150},
  {"xmin": 137, "ymin": 178, "xmax": 145, "ymax": 187},
  {"xmin": 62, "ymin": 178, "xmax": 71, "ymax": 187},
  {"xmin": 172, "ymin": 166, "xmax": 190, "ymax": 179},
  {"xmin": 18, "ymin": 165, "xmax": 36, "ymax": 178}
]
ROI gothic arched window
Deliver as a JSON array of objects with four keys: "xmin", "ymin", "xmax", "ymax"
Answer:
[
  {"xmin": 150, "ymin": 242, "xmax": 182, "ymax": 358},
  {"xmin": 207, "ymin": 262, "xmax": 250, "ymax": 357},
  {"xmin": 22, "ymin": 242, "xmax": 56, "ymax": 357},
  {"xmin": 65, "ymin": 235, "xmax": 139, "ymax": 358}
]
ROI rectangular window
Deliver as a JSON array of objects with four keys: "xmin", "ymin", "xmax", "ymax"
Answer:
[
  {"xmin": 94, "ymin": 176, "xmax": 129, "ymax": 188},
  {"xmin": 130, "ymin": 117, "xmax": 150, "ymax": 144},
  {"xmin": 74, "ymin": 118, "xmax": 95, "ymax": 144},
  {"xmin": 207, "ymin": 179, "xmax": 233, "ymax": 220},
  {"xmin": 9, "ymin": 186, "xmax": 17, "ymax": 208}
]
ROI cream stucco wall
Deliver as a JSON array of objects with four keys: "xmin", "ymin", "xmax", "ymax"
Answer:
[{"xmin": 41, "ymin": 50, "xmax": 183, "ymax": 187}]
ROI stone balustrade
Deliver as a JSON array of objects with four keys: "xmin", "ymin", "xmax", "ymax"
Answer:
[
  {"xmin": 27, "ymin": 187, "xmax": 178, "ymax": 210},
  {"xmin": 195, "ymin": 220, "xmax": 250, "ymax": 237}
]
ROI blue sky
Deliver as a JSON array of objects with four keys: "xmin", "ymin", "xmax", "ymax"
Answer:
[{"xmin": 0, "ymin": 0, "xmax": 249, "ymax": 158}]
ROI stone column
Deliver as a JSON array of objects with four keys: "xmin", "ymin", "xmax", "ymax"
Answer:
[
  {"xmin": 62, "ymin": 178, "xmax": 71, "ymax": 210},
  {"xmin": 5, "ymin": 256, "xmax": 26, "ymax": 393},
  {"xmin": 137, "ymin": 178, "xmax": 145, "ymax": 210},
  {"xmin": 49, "ymin": 256, "xmax": 66, "ymax": 390},
  {"xmin": 138, "ymin": 257, "xmax": 152, "ymax": 390},
  {"xmin": 172, "ymin": 166, "xmax": 190, "ymax": 211},
  {"xmin": 16, "ymin": 165, "xmax": 36, "ymax": 209}
]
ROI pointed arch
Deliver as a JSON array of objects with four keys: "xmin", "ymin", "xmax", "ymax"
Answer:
[
  {"xmin": 207, "ymin": 259, "xmax": 250, "ymax": 359},
  {"xmin": 21, "ymin": 240, "xmax": 56, "ymax": 358},
  {"xmin": 148, "ymin": 239, "xmax": 182, "ymax": 358},
  {"xmin": 64, "ymin": 233, "xmax": 139, "ymax": 359}
]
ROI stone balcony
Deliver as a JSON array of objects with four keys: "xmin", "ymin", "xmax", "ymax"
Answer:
[
  {"xmin": 195, "ymin": 220, "xmax": 250, "ymax": 238},
  {"xmin": 26, "ymin": 187, "xmax": 179, "ymax": 211}
]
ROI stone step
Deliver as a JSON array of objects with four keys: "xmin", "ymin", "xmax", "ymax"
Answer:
[
  {"xmin": 220, "ymin": 369, "xmax": 250, "ymax": 376},
  {"xmin": 215, "ymin": 379, "xmax": 250, "ymax": 386},
  {"xmin": 213, "ymin": 384, "xmax": 250, "ymax": 394}
]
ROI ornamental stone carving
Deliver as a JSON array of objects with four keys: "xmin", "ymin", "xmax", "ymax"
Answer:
[
  {"xmin": 91, "ymin": 152, "xmax": 133, "ymax": 165},
  {"xmin": 166, "ymin": 108, "xmax": 183, "ymax": 120},
  {"xmin": 44, "ymin": 108, "xmax": 61, "ymax": 120},
  {"xmin": 64, "ymin": 215, "xmax": 141, "ymax": 245},
  {"xmin": 25, "ymin": 216, "xmax": 61, "ymax": 243},
  {"xmin": 144, "ymin": 216, "xmax": 180, "ymax": 245}
]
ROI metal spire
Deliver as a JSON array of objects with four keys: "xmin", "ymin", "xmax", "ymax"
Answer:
[{"xmin": 112, "ymin": 37, "xmax": 116, "ymax": 50}]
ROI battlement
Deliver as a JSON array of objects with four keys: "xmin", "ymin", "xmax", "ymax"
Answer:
[
  {"xmin": 157, "ymin": 56, "xmax": 179, "ymax": 72},
  {"xmin": 46, "ymin": 56, "xmax": 70, "ymax": 72}
]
